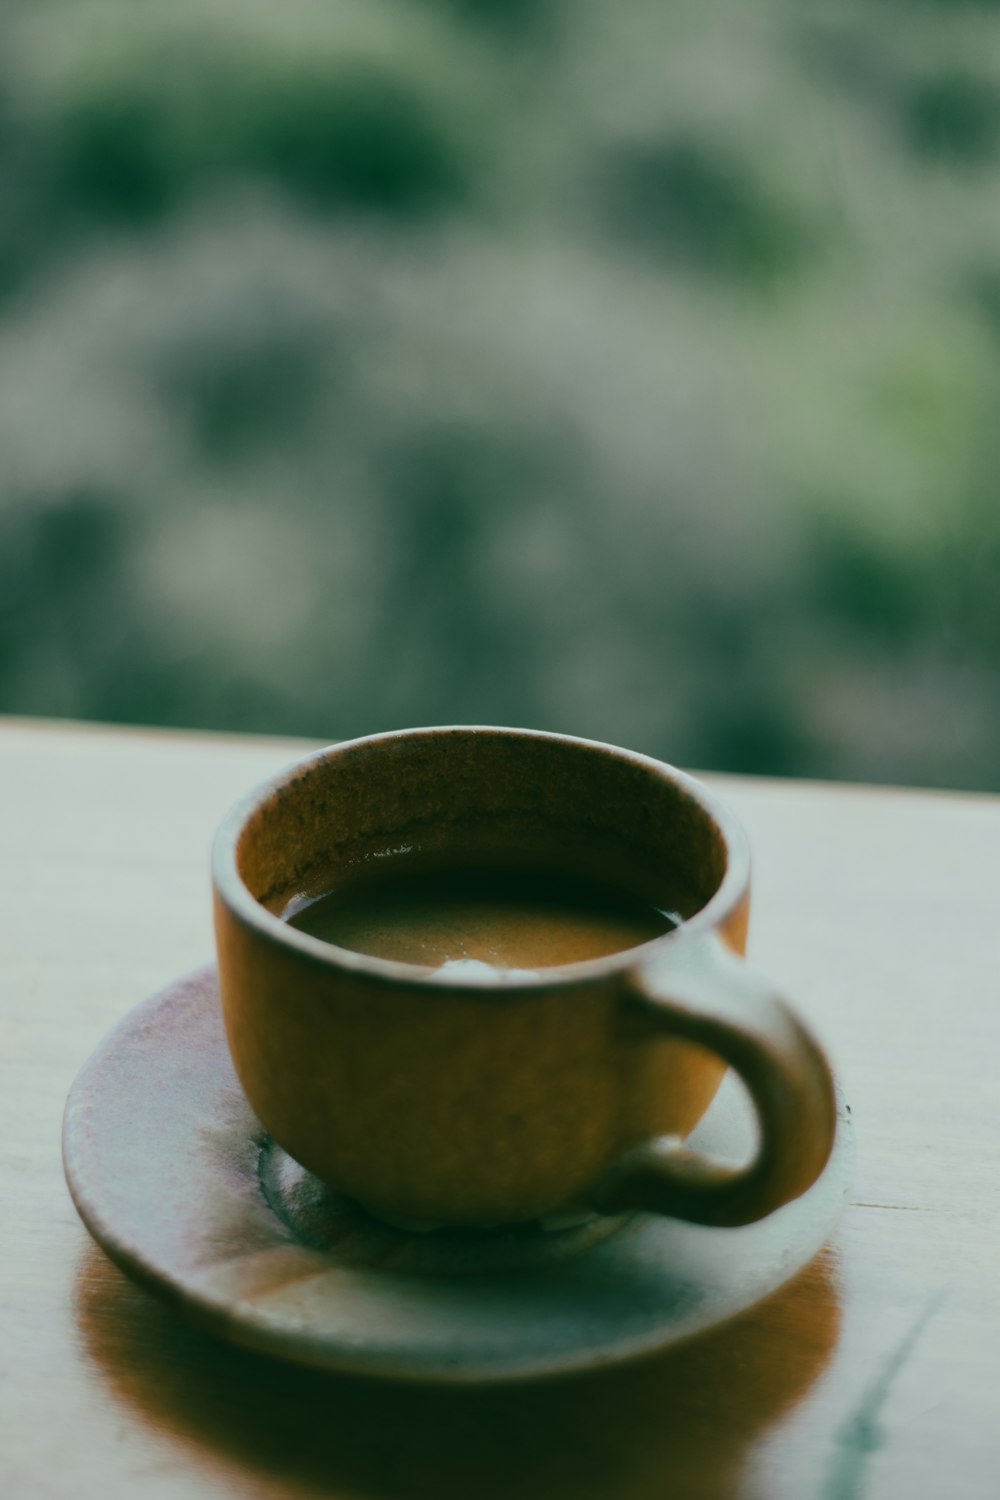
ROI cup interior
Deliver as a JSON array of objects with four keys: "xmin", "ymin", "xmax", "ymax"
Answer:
[{"xmin": 228, "ymin": 730, "xmax": 737, "ymax": 951}]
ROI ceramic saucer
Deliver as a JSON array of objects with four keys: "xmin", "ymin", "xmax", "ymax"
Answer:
[{"xmin": 63, "ymin": 967, "xmax": 852, "ymax": 1383}]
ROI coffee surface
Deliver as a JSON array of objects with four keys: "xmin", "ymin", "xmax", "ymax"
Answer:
[{"xmin": 286, "ymin": 865, "xmax": 677, "ymax": 972}]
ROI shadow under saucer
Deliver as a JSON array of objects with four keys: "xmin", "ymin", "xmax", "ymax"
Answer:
[{"xmin": 75, "ymin": 1239, "xmax": 841, "ymax": 1500}]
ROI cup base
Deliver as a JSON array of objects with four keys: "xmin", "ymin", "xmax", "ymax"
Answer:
[{"xmin": 259, "ymin": 1143, "xmax": 630, "ymax": 1275}]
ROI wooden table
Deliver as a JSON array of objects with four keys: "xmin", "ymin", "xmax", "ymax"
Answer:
[{"xmin": 3, "ymin": 718, "xmax": 998, "ymax": 1499}]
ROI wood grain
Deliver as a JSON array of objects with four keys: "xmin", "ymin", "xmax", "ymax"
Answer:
[{"xmin": 2, "ymin": 717, "xmax": 999, "ymax": 1498}]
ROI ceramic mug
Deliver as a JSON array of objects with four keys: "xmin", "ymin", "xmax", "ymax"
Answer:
[{"xmin": 212, "ymin": 727, "xmax": 836, "ymax": 1230}]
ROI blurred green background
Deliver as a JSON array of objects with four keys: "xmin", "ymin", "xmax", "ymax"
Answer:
[{"xmin": 2, "ymin": 0, "xmax": 999, "ymax": 788}]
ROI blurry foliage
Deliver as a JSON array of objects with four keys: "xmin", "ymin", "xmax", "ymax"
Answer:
[
  {"xmin": 902, "ymin": 70, "xmax": 1000, "ymax": 163},
  {"xmin": 604, "ymin": 139, "xmax": 812, "ymax": 289},
  {"xmin": 805, "ymin": 514, "xmax": 928, "ymax": 644},
  {"xmin": 52, "ymin": 92, "xmax": 185, "ymax": 225},
  {"xmin": 240, "ymin": 70, "xmax": 468, "ymax": 212},
  {"xmin": 157, "ymin": 324, "xmax": 328, "ymax": 461},
  {"xmin": 429, "ymin": 0, "xmax": 554, "ymax": 40},
  {"xmin": 971, "ymin": 266, "xmax": 1000, "ymax": 337},
  {"xmin": 1, "ymin": 0, "xmax": 999, "ymax": 789}
]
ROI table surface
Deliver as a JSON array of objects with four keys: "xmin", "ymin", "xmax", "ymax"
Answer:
[{"xmin": 2, "ymin": 718, "xmax": 998, "ymax": 1500}]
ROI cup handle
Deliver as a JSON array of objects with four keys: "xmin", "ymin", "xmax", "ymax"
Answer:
[{"xmin": 592, "ymin": 932, "xmax": 837, "ymax": 1227}]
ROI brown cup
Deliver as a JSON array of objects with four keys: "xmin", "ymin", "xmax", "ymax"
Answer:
[{"xmin": 212, "ymin": 727, "xmax": 836, "ymax": 1230}]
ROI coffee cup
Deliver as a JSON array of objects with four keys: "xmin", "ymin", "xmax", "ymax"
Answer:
[{"xmin": 212, "ymin": 727, "xmax": 835, "ymax": 1230}]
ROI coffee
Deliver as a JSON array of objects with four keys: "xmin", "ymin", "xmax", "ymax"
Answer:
[{"xmin": 286, "ymin": 864, "xmax": 678, "ymax": 973}]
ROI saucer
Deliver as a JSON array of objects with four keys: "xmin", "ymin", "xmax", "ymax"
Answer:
[{"xmin": 63, "ymin": 967, "xmax": 852, "ymax": 1383}]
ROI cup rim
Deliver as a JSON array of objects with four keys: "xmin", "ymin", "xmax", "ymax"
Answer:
[{"xmin": 211, "ymin": 725, "xmax": 751, "ymax": 992}]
